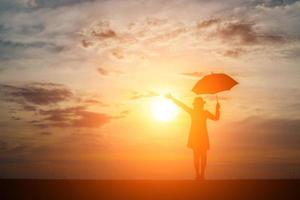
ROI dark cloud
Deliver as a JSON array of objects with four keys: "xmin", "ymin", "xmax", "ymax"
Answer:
[
  {"xmin": 37, "ymin": 106, "xmax": 111, "ymax": 128},
  {"xmin": 97, "ymin": 67, "xmax": 124, "ymax": 76},
  {"xmin": 0, "ymin": 82, "xmax": 73, "ymax": 106},
  {"xmin": 92, "ymin": 29, "xmax": 117, "ymax": 40},
  {"xmin": 80, "ymin": 18, "xmax": 187, "ymax": 57},
  {"xmin": 0, "ymin": 140, "xmax": 8, "ymax": 151},
  {"xmin": 218, "ymin": 22, "xmax": 258, "ymax": 45},
  {"xmin": 218, "ymin": 21, "xmax": 286, "ymax": 45},
  {"xmin": 217, "ymin": 117, "xmax": 300, "ymax": 150},
  {"xmin": 18, "ymin": 24, "xmax": 45, "ymax": 35},
  {"xmin": 197, "ymin": 18, "xmax": 220, "ymax": 29},
  {"xmin": 72, "ymin": 110, "xmax": 110, "ymax": 128},
  {"xmin": 80, "ymin": 22, "xmax": 120, "ymax": 50},
  {"xmin": 197, "ymin": 18, "xmax": 286, "ymax": 45},
  {"xmin": 40, "ymin": 131, "xmax": 52, "ymax": 135},
  {"xmin": 39, "ymin": 106, "xmax": 84, "ymax": 122},
  {"xmin": 81, "ymin": 39, "xmax": 92, "ymax": 48},
  {"xmin": 129, "ymin": 91, "xmax": 159, "ymax": 100},
  {"xmin": 280, "ymin": 47, "xmax": 300, "ymax": 59},
  {"xmin": 222, "ymin": 48, "xmax": 246, "ymax": 58},
  {"xmin": 0, "ymin": 82, "xmax": 114, "ymax": 129},
  {"xmin": 11, "ymin": 116, "xmax": 21, "ymax": 121},
  {"xmin": 110, "ymin": 48, "xmax": 124, "ymax": 59},
  {"xmin": 255, "ymin": 0, "xmax": 299, "ymax": 7},
  {"xmin": 23, "ymin": 104, "xmax": 37, "ymax": 111},
  {"xmin": 0, "ymin": 39, "xmax": 65, "ymax": 60},
  {"xmin": 180, "ymin": 72, "xmax": 205, "ymax": 77},
  {"xmin": 0, "ymin": 0, "xmax": 95, "ymax": 11},
  {"xmin": 97, "ymin": 67, "xmax": 109, "ymax": 76},
  {"xmin": 4, "ymin": 144, "xmax": 29, "ymax": 154},
  {"xmin": 34, "ymin": 0, "xmax": 95, "ymax": 8}
]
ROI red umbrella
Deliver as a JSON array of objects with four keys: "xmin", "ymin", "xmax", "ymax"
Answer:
[{"xmin": 192, "ymin": 73, "xmax": 238, "ymax": 94}]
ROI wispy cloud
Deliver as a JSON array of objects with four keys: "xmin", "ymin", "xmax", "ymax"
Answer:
[
  {"xmin": 0, "ymin": 82, "xmax": 72, "ymax": 106},
  {"xmin": 180, "ymin": 72, "xmax": 205, "ymax": 77},
  {"xmin": 216, "ymin": 116, "xmax": 300, "ymax": 150},
  {"xmin": 0, "ymin": 39, "xmax": 64, "ymax": 60},
  {"xmin": 197, "ymin": 18, "xmax": 286, "ymax": 45},
  {"xmin": 129, "ymin": 91, "xmax": 159, "ymax": 100},
  {"xmin": 97, "ymin": 67, "xmax": 123, "ymax": 76},
  {"xmin": 30, "ymin": 106, "xmax": 111, "ymax": 128},
  {"xmin": 221, "ymin": 48, "xmax": 247, "ymax": 58},
  {"xmin": 0, "ymin": 82, "xmax": 114, "ymax": 129}
]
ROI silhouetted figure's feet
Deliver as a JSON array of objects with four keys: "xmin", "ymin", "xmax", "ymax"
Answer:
[
  {"xmin": 195, "ymin": 174, "xmax": 203, "ymax": 181},
  {"xmin": 200, "ymin": 174, "xmax": 205, "ymax": 181},
  {"xmin": 195, "ymin": 174, "xmax": 205, "ymax": 181}
]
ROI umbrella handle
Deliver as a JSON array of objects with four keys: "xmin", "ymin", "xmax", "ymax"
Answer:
[{"xmin": 216, "ymin": 95, "xmax": 219, "ymax": 103}]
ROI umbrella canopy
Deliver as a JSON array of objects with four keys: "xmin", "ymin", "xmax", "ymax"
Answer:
[{"xmin": 192, "ymin": 73, "xmax": 238, "ymax": 94}]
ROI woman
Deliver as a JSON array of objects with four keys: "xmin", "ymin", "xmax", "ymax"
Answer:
[{"xmin": 166, "ymin": 94, "xmax": 220, "ymax": 180}]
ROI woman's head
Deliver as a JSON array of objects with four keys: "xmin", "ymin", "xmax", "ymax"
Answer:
[{"xmin": 193, "ymin": 97, "xmax": 205, "ymax": 109}]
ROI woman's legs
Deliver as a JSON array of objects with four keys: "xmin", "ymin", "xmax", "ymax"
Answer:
[
  {"xmin": 200, "ymin": 150, "xmax": 207, "ymax": 179},
  {"xmin": 193, "ymin": 149, "xmax": 201, "ymax": 179},
  {"xmin": 193, "ymin": 149, "xmax": 208, "ymax": 180}
]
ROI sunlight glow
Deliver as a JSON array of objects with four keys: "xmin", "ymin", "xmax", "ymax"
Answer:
[{"xmin": 151, "ymin": 97, "xmax": 178, "ymax": 122}]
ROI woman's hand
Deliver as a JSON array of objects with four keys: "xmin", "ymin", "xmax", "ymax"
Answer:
[{"xmin": 216, "ymin": 102, "xmax": 220, "ymax": 110}]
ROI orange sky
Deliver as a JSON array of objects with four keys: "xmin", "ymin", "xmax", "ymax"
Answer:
[{"xmin": 0, "ymin": 0, "xmax": 300, "ymax": 179}]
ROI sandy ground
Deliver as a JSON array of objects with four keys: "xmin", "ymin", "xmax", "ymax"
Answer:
[{"xmin": 0, "ymin": 179, "xmax": 299, "ymax": 200}]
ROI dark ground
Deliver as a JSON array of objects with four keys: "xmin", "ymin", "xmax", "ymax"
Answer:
[{"xmin": 0, "ymin": 179, "xmax": 299, "ymax": 200}]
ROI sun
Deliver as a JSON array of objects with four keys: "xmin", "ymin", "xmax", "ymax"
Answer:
[{"xmin": 151, "ymin": 97, "xmax": 178, "ymax": 122}]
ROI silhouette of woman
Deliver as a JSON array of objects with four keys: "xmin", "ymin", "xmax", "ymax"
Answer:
[{"xmin": 166, "ymin": 94, "xmax": 220, "ymax": 180}]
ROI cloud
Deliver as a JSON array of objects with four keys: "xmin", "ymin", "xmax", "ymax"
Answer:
[
  {"xmin": 36, "ymin": 106, "xmax": 111, "ymax": 128},
  {"xmin": 92, "ymin": 29, "xmax": 117, "ymax": 40},
  {"xmin": 97, "ymin": 67, "xmax": 124, "ymax": 76},
  {"xmin": 0, "ymin": 140, "xmax": 8, "ymax": 151},
  {"xmin": 97, "ymin": 67, "xmax": 109, "ymax": 76},
  {"xmin": 221, "ymin": 48, "xmax": 247, "ymax": 58},
  {"xmin": 78, "ymin": 15, "xmax": 295, "ymax": 62},
  {"xmin": 197, "ymin": 18, "xmax": 286, "ymax": 45},
  {"xmin": 197, "ymin": 18, "xmax": 220, "ymax": 29},
  {"xmin": 81, "ymin": 39, "xmax": 92, "ymax": 48},
  {"xmin": 129, "ymin": 91, "xmax": 159, "ymax": 100},
  {"xmin": 113, "ymin": 109, "xmax": 130, "ymax": 119},
  {"xmin": 0, "ymin": 39, "xmax": 65, "ymax": 60},
  {"xmin": 216, "ymin": 116, "xmax": 300, "ymax": 150},
  {"xmin": 39, "ymin": 131, "xmax": 52, "ymax": 135},
  {"xmin": 72, "ymin": 110, "xmax": 110, "ymax": 128},
  {"xmin": 0, "ymin": 82, "xmax": 72, "ymax": 106},
  {"xmin": 35, "ymin": 0, "xmax": 95, "ymax": 8},
  {"xmin": 79, "ymin": 18, "xmax": 189, "ymax": 60},
  {"xmin": 110, "ymin": 48, "xmax": 124, "ymax": 59},
  {"xmin": 82, "ymin": 98, "xmax": 108, "ymax": 106},
  {"xmin": 11, "ymin": 116, "xmax": 21, "ymax": 121},
  {"xmin": 280, "ymin": 47, "xmax": 300, "ymax": 59},
  {"xmin": 0, "ymin": 81, "xmax": 116, "ymax": 129},
  {"xmin": 120, "ymin": 110, "xmax": 130, "ymax": 115},
  {"xmin": 217, "ymin": 22, "xmax": 259, "ymax": 45},
  {"xmin": 3, "ymin": 0, "xmax": 95, "ymax": 10},
  {"xmin": 180, "ymin": 72, "xmax": 205, "ymax": 77},
  {"xmin": 255, "ymin": 0, "xmax": 299, "ymax": 7}
]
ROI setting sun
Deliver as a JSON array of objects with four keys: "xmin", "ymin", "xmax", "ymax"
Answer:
[{"xmin": 151, "ymin": 97, "xmax": 178, "ymax": 122}]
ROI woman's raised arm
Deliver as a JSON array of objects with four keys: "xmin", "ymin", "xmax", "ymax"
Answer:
[
  {"xmin": 165, "ymin": 94, "xmax": 192, "ymax": 114},
  {"xmin": 206, "ymin": 102, "xmax": 220, "ymax": 121}
]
